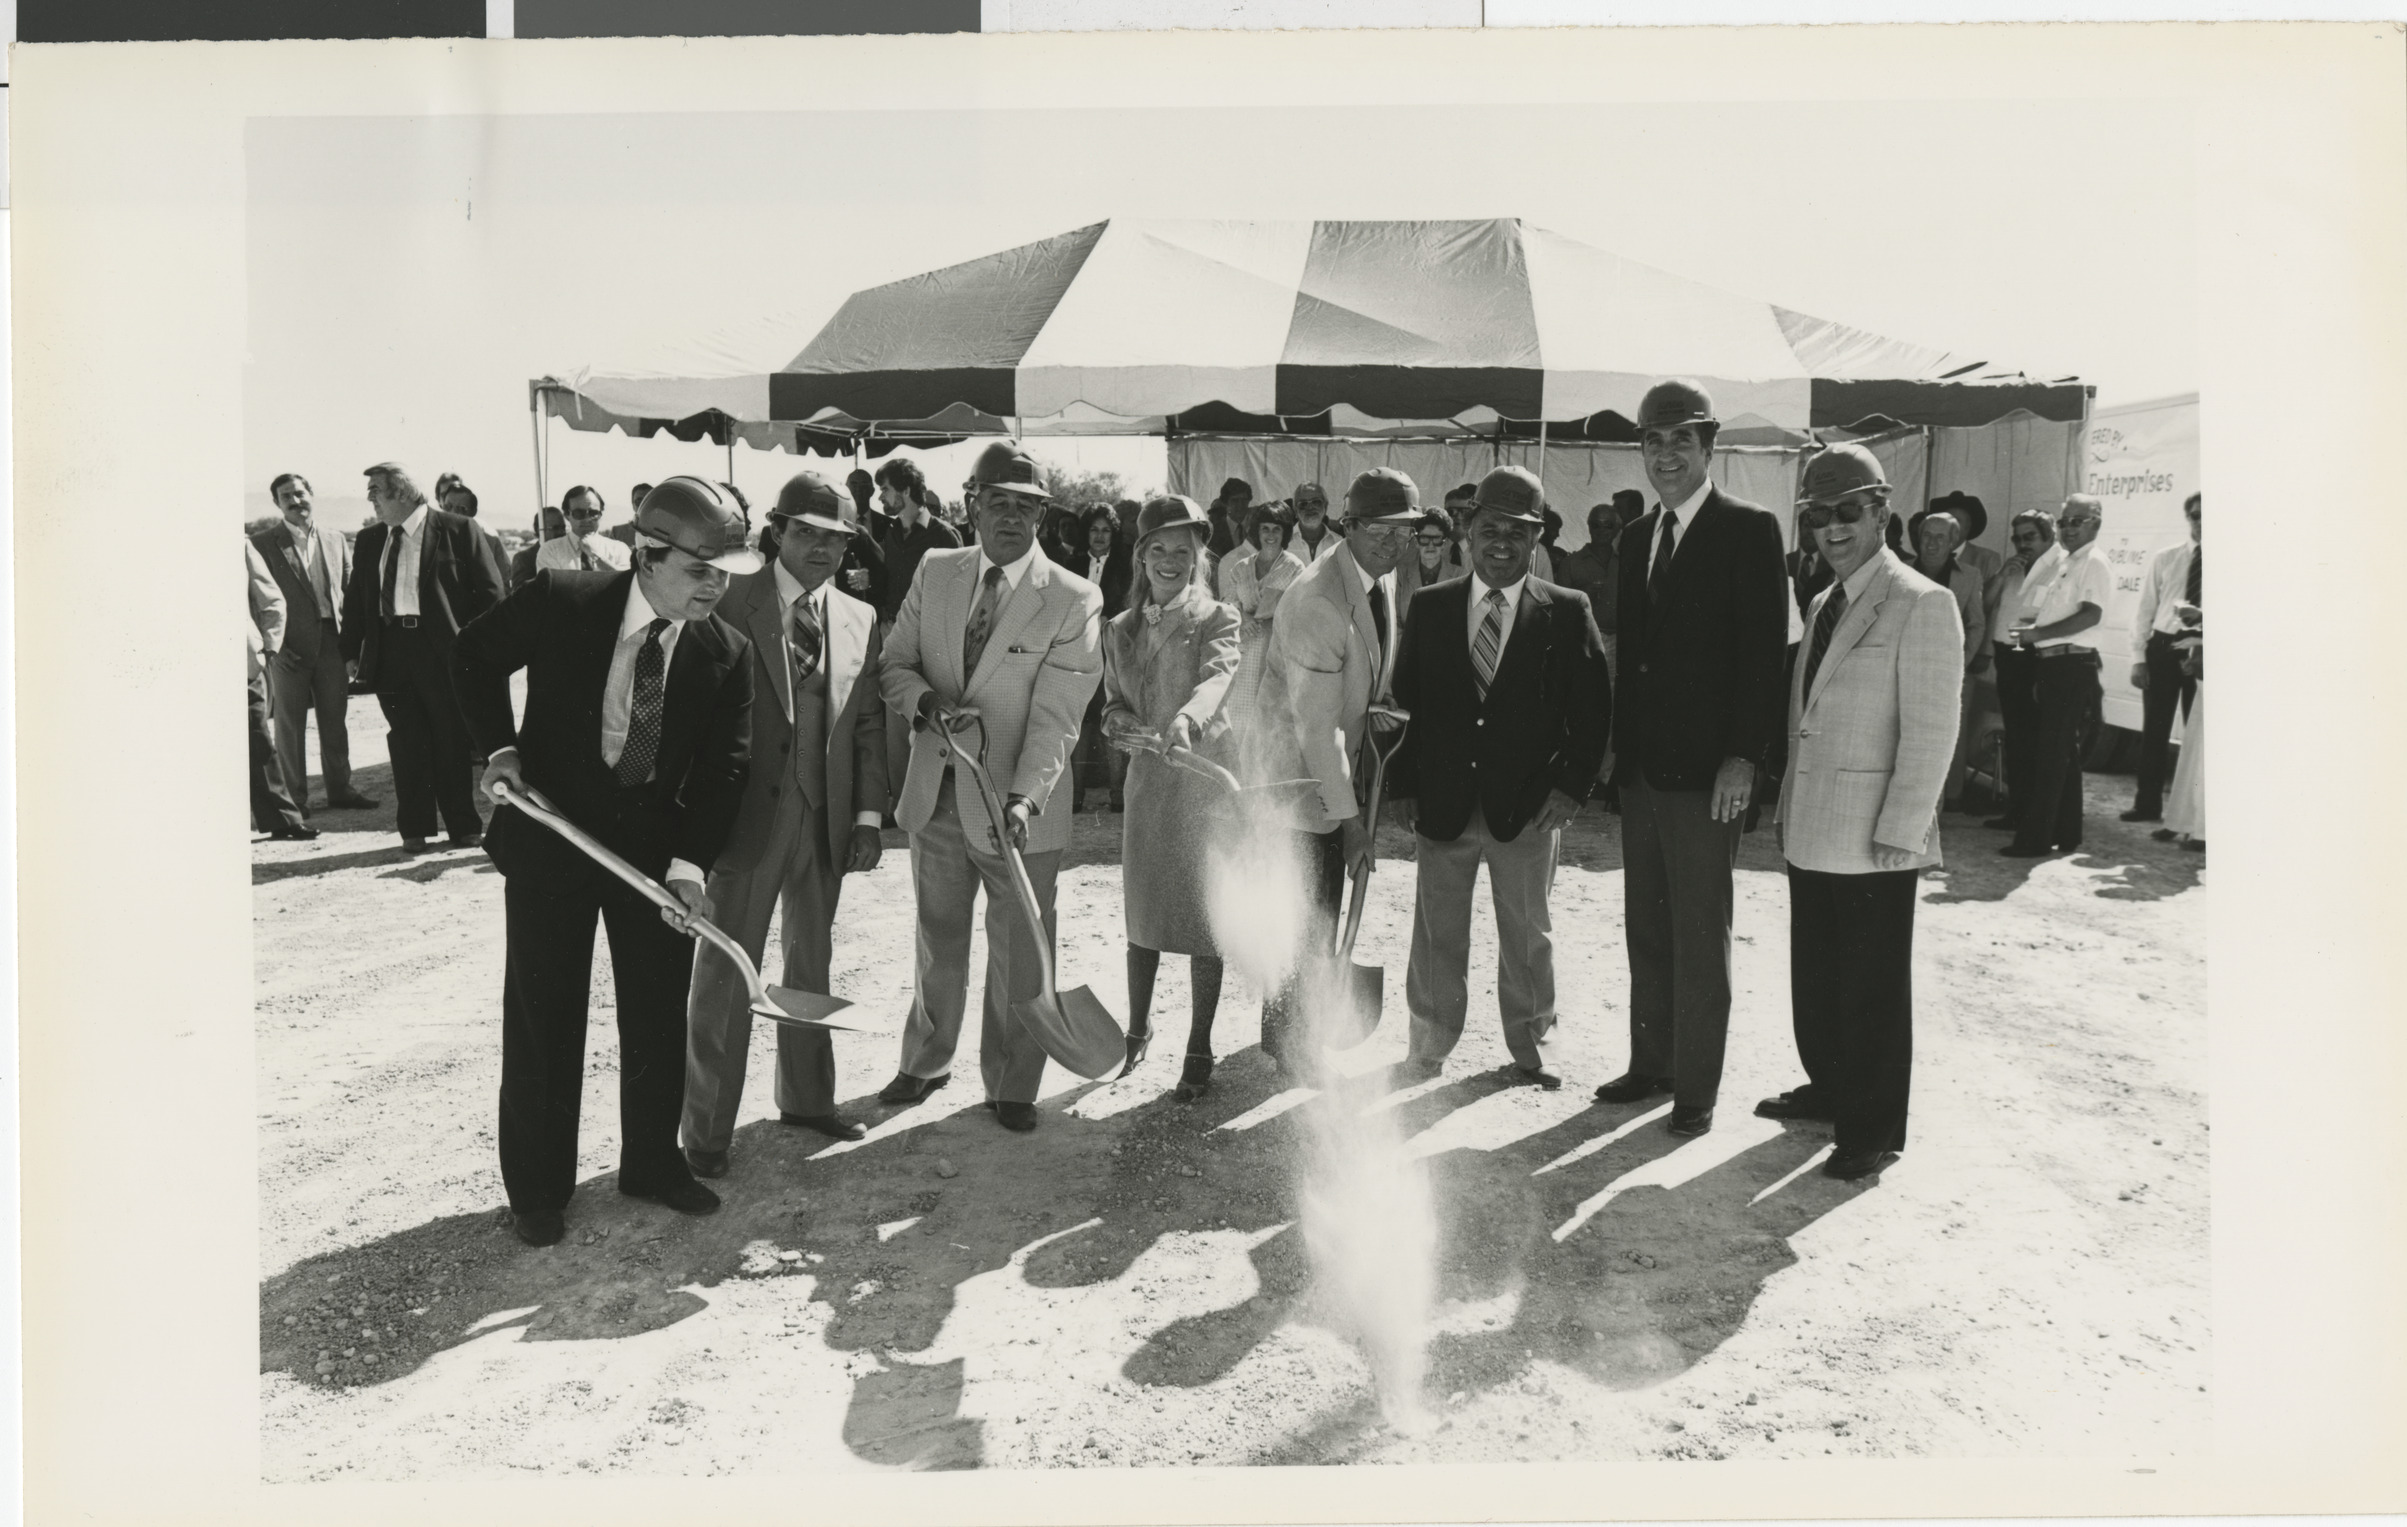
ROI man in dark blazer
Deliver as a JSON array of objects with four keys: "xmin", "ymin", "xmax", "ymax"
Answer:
[
  {"xmin": 458, "ymin": 478, "xmax": 759, "ymax": 1248},
  {"xmin": 681, "ymin": 472, "xmax": 888, "ymax": 1179},
  {"xmin": 342, "ymin": 461, "xmax": 507, "ymax": 851},
  {"xmin": 1594, "ymin": 381, "xmax": 1790, "ymax": 1138},
  {"xmin": 1386, "ymin": 466, "xmax": 1613, "ymax": 1089}
]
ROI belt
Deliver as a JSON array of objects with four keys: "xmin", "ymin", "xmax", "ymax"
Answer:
[
  {"xmin": 384, "ymin": 615, "xmax": 421, "ymax": 629},
  {"xmin": 2037, "ymin": 645, "xmax": 2099, "ymax": 661}
]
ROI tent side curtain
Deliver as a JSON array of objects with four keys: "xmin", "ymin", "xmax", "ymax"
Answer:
[
  {"xmin": 533, "ymin": 380, "xmax": 936, "ymax": 459},
  {"xmin": 1811, "ymin": 379, "xmax": 2086, "ymax": 430}
]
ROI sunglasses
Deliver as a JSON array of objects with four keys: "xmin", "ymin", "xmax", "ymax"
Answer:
[{"xmin": 1796, "ymin": 498, "xmax": 1878, "ymax": 530}]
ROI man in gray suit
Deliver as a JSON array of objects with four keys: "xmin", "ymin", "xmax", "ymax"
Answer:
[
  {"xmin": 877, "ymin": 441, "xmax": 1105, "ymax": 1133},
  {"xmin": 249, "ymin": 473, "xmax": 378, "ymax": 813},
  {"xmin": 1758, "ymin": 444, "xmax": 1962, "ymax": 1182},
  {"xmin": 681, "ymin": 471, "xmax": 890, "ymax": 1179}
]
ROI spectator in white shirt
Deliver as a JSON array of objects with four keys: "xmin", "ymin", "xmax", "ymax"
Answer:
[
  {"xmin": 1997, "ymin": 495, "xmax": 2109, "ymax": 856},
  {"xmin": 2121, "ymin": 491, "xmax": 2203, "ymax": 824},
  {"xmin": 538, "ymin": 485, "xmax": 634, "ymax": 573}
]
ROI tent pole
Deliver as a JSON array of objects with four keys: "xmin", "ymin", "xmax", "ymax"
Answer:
[{"xmin": 530, "ymin": 388, "xmax": 546, "ymax": 516}]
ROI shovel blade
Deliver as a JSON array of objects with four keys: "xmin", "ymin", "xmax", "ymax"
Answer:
[
  {"xmin": 1016, "ymin": 985, "xmax": 1126, "ymax": 1079},
  {"xmin": 754, "ymin": 986, "xmax": 884, "ymax": 1034},
  {"xmin": 1321, "ymin": 962, "xmax": 1385, "ymax": 1050}
]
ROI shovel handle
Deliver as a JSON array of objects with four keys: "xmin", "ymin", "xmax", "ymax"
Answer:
[
  {"xmin": 933, "ymin": 720, "xmax": 1061, "ymax": 1004},
  {"xmin": 1162, "ymin": 744, "xmax": 1243, "ymax": 795},
  {"xmin": 1335, "ymin": 711, "xmax": 1410, "ymax": 959}
]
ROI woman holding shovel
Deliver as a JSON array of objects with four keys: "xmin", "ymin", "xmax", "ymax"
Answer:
[{"xmin": 1101, "ymin": 495, "xmax": 1243, "ymax": 1100}]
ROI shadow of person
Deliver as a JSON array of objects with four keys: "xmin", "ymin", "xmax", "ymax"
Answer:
[{"xmin": 1923, "ymin": 812, "xmax": 2204, "ymax": 905}]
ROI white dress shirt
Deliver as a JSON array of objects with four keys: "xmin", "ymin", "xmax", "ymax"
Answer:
[
  {"xmin": 602, "ymin": 578, "xmax": 702, "ymax": 886},
  {"xmin": 1465, "ymin": 572, "xmax": 1529, "ymax": 655},
  {"xmin": 2023, "ymin": 542, "xmax": 2112, "ymax": 650},
  {"xmin": 1293, "ymin": 520, "xmax": 1343, "ymax": 565},
  {"xmin": 285, "ymin": 521, "xmax": 337, "ymax": 620},
  {"xmin": 1653, "ymin": 478, "xmax": 1714, "ymax": 561},
  {"xmin": 773, "ymin": 561, "xmax": 881, "ymax": 830},
  {"xmin": 537, "ymin": 533, "xmax": 634, "ymax": 573},
  {"xmin": 973, "ymin": 543, "xmax": 1038, "ymax": 595},
  {"xmin": 381, "ymin": 503, "xmax": 429, "ymax": 617},
  {"xmin": 2130, "ymin": 540, "xmax": 2199, "ymax": 643}
]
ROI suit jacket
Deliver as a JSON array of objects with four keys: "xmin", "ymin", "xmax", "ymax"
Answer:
[
  {"xmin": 1612, "ymin": 485, "xmax": 1789, "ymax": 791},
  {"xmin": 1387, "ymin": 576, "xmax": 1614, "ymax": 843},
  {"xmin": 711, "ymin": 569, "xmax": 889, "ymax": 878},
  {"xmin": 880, "ymin": 547, "xmax": 1104, "ymax": 857},
  {"xmin": 341, "ymin": 507, "xmax": 507, "ymax": 690},
  {"xmin": 244, "ymin": 541, "xmax": 285, "ymax": 683},
  {"xmin": 1256, "ymin": 543, "xmax": 1397, "ymax": 831},
  {"xmin": 454, "ymin": 570, "xmax": 755, "ymax": 879},
  {"xmin": 249, "ymin": 522, "xmax": 351, "ymax": 658},
  {"xmin": 1777, "ymin": 549, "xmax": 1962, "ymax": 874}
]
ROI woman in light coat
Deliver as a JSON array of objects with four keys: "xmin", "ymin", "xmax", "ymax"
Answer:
[{"xmin": 1100, "ymin": 495, "xmax": 1243, "ymax": 1100}]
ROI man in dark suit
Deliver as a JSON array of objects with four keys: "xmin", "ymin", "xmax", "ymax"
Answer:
[
  {"xmin": 1594, "ymin": 381, "xmax": 1790, "ymax": 1138},
  {"xmin": 1386, "ymin": 466, "xmax": 1613, "ymax": 1089},
  {"xmin": 510, "ymin": 505, "xmax": 566, "ymax": 592},
  {"xmin": 250, "ymin": 472, "xmax": 378, "ymax": 814},
  {"xmin": 681, "ymin": 472, "xmax": 889, "ymax": 1179},
  {"xmin": 341, "ymin": 462, "xmax": 507, "ymax": 852},
  {"xmin": 457, "ymin": 478, "xmax": 759, "ymax": 1248}
]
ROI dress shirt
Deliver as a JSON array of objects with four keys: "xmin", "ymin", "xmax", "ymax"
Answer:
[
  {"xmin": 1465, "ymin": 573, "xmax": 1529, "ymax": 655},
  {"xmin": 973, "ymin": 543, "xmax": 1038, "ymax": 594},
  {"xmin": 773, "ymin": 561, "xmax": 881, "ymax": 829},
  {"xmin": 383, "ymin": 504, "xmax": 429, "ymax": 618},
  {"xmin": 1293, "ymin": 521, "xmax": 1342, "ymax": 565},
  {"xmin": 2131, "ymin": 540, "xmax": 2199, "ymax": 642},
  {"xmin": 285, "ymin": 521, "xmax": 336, "ymax": 619},
  {"xmin": 537, "ymin": 533, "xmax": 634, "ymax": 573},
  {"xmin": 2022, "ymin": 542, "xmax": 2111, "ymax": 650},
  {"xmin": 1654, "ymin": 478, "xmax": 1714, "ymax": 559}
]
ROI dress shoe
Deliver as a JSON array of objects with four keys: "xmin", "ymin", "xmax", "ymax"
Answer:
[
  {"xmin": 994, "ymin": 1101, "xmax": 1040, "ymax": 1133},
  {"xmin": 399, "ymin": 836, "xmax": 431, "ymax": 855},
  {"xmin": 449, "ymin": 831, "xmax": 484, "ymax": 850},
  {"xmin": 1667, "ymin": 1104, "xmax": 1715, "ymax": 1138},
  {"xmin": 1394, "ymin": 1056, "xmax": 1445, "ymax": 1086},
  {"xmin": 684, "ymin": 1147, "xmax": 730, "ymax": 1179},
  {"xmin": 1174, "ymin": 1053, "xmax": 1215, "ymax": 1103},
  {"xmin": 2180, "ymin": 838, "xmax": 2205, "ymax": 853},
  {"xmin": 1823, "ymin": 1147, "xmax": 1900, "ymax": 1181},
  {"xmin": 1754, "ymin": 1087, "xmax": 1835, "ymax": 1123},
  {"xmin": 620, "ymin": 1175, "xmax": 721, "ymax": 1215},
  {"xmin": 1511, "ymin": 1064, "xmax": 1563, "ymax": 1091},
  {"xmin": 779, "ymin": 1112, "xmax": 866, "ymax": 1142},
  {"xmin": 511, "ymin": 1208, "xmax": 565, "ymax": 1247},
  {"xmin": 268, "ymin": 824, "xmax": 320, "ymax": 841},
  {"xmin": 1593, "ymin": 1071, "xmax": 1674, "ymax": 1105},
  {"xmin": 327, "ymin": 792, "xmax": 381, "ymax": 810},
  {"xmin": 1981, "ymin": 815, "xmax": 2018, "ymax": 831},
  {"xmin": 2119, "ymin": 808, "xmax": 2162, "ymax": 823},
  {"xmin": 1119, "ymin": 1027, "xmax": 1154, "ymax": 1080},
  {"xmin": 2150, "ymin": 827, "xmax": 2179, "ymax": 842},
  {"xmin": 1997, "ymin": 842, "xmax": 2057, "ymax": 858},
  {"xmin": 877, "ymin": 1071, "xmax": 949, "ymax": 1106}
]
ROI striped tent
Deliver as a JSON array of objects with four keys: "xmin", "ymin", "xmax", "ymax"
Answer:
[{"xmin": 536, "ymin": 218, "xmax": 2083, "ymax": 451}]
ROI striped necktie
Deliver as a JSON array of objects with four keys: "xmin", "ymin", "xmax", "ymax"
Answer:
[
  {"xmin": 790, "ymin": 591, "xmax": 823, "ymax": 688},
  {"xmin": 1472, "ymin": 586, "xmax": 1508, "ymax": 701},
  {"xmin": 1802, "ymin": 586, "xmax": 1848, "ymax": 699}
]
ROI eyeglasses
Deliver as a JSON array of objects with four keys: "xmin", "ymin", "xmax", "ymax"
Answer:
[
  {"xmin": 1414, "ymin": 533, "xmax": 1447, "ymax": 545},
  {"xmin": 1796, "ymin": 498, "xmax": 1877, "ymax": 530},
  {"xmin": 566, "ymin": 508, "xmax": 602, "ymax": 520}
]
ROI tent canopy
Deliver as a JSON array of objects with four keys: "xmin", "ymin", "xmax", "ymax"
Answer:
[{"xmin": 539, "ymin": 218, "xmax": 2085, "ymax": 448}]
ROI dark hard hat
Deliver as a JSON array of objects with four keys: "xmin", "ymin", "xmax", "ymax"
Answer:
[
  {"xmin": 1343, "ymin": 467, "xmax": 1421, "ymax": 523},
  {"xmin": 1635, "ymin": 379, "xmax": 1718, "ymax": 434},
  {"xmin": 970, "ymin": 440, "xmax": 1048, "ymax": 499},
  {"xmin": 1796, "ymin": 443, "xmax": 1891, "ymax": 509},
  {"xmin": 634, "ymin": 476, "xmax": 765, "ymax": 573},
  {"xmin": 1133, "ymin": 494, "xmax": 1213, "ymax": 556},
  {"xmin": 771, "ymin": 471, "xmax": 862, "ymax": 537},
  {"xmin": 1471, "ymin": 465, "xmax": 1547, "ymax": 524},
  {"xmin": 1928, "ymin": 489, "xmax": 1989, "ymax": 540}
]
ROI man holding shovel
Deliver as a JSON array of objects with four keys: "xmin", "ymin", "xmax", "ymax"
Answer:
[{"xmin": 877, "ymin": 440, "xmax": 1105, "ymax": 1134}]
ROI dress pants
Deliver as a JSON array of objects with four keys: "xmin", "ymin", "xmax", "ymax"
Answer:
[
  {"xmin": 2130, "ymin": 631, "xmax": 2195, "ymax": 818},
  {"xmin": 682, "ymin": 784, "xmax": 843, "ymax": 1154},
  {"xmin": 1405, "ymin": 809, "xmax": 1559, "ymax": 1071},
  {"xmin": 247, "ymin": 673, "xmax": 307, "ymax": 832},
  {"xmin": 896, "ymin": 774, "xmax": 1063, "ymax": 1105},
  {"xmin": 498, "ymin": 835, "xmax": 695, "ymax": 1214},
  {"xmin": 2014, "ymin": 652, "xmax": 2101, "ymax": 852},
  {"xmin": 376, "ymin": 621, "xmax": 482, "ymax": 840},
  {"xmin": 1786, "ymin": 864, "xmax": 1917, "ymax": 1154},
  {"xmin": 1992, "ymin": 646, "xmax": 2040, "ymax": 817},
  {"xmin": 1260, "ymin": 824, "xmax": 1347, "ymax": 1054},
  {"xmin": 270, "ymin": 616, "xmax": 354, "ymax": 806},
  {"xmin": 1620, "ymin": 774, "xmax": 1743, "ymax": 1109}
]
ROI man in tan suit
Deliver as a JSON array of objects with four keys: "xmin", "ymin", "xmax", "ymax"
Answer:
[
  {"xmin": 877, "ymin": 441, "xmax": 1105, "ymax": 1133},
  {"xmin": 1252, "ymin": 467, "xmax": 1422, "ymax": 1068},
  {"xmin": 1759, "ymin": 444, "xmax": 1961, "ymax": 1182},
  {"xmin": 680, "ymin": 471, "xmax": 890, "ymax": 1179},
  {"xmin": 250, "ymin": 473, "xmax": 378, "ymax": 813}
]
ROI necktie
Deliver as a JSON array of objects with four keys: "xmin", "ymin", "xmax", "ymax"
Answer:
[
  {"xmin": 1802, "ymin": 586, "xmax": 1848, "ymax": 700},
  {"xmin": 961, "ymin": 564, "xmax": 1007, "ymax": 678},
  {"xmin": 578, "ymin": 544, "xmax": 596, "ymax": 572},
  {"xmin": 614, "ymin": 618, "xmax": 671, "ymax": 788},
  {"xmin": 1472, "ymin": 587, "xmax": 1508, "ymax": 701},
  {"xmin": 790, "ymin": 592, "xmax": 823, "ymax": 688},
  {"xmin": 2183, "ymin": 546, "xmax": 2201, "ymax": 607},
  {"xmin": 379, "ymin": 526, "xmax": 401, "ymax": 620},
  {"xmin": 1366, "ymin": 579, "xmax": 1392, "ymax": 669},
  {"xmin": 1647, "ymin": 511, "xmax": 1679, "ymax": 602}
]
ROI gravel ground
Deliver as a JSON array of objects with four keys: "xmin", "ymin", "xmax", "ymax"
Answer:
[{"xmin": 255, "ymin": 695, "xmax": 2207, "ymax": 1478}]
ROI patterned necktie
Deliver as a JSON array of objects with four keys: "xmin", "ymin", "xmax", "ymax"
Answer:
[
  {"xmin": 379, "ymin": 527, "xmax": 401, "ymax": 620},
  {"xmin": 1472, "ymin": 587, "xmax": 1508, "ymax": 700},
  {"xmin": 578, "ymin": 543, "xmax": 596, "ymax": 572},
  {"xmin": 2183, "ymin": 545, "xmax": 2201, "ymax": 607},
  {"xmin": 1648, "ymin": 511, "xmax": 1678, "ymax": 602},
  {"xmin": 960, "ymin": 564, "xmax": 1007, "ymax": 678},
  {"xmin": 1802, "ymin": 586, "xmax": 1848, "ymax": 699},
  {"xmin": 790, "ymin": 591, "xmax": 823, "ymax": 688},
  {"xmin": 614, "ymin": 618, "xmax": 671, "ymax": 788}
]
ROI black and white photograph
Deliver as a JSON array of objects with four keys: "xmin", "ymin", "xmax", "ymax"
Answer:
[{"xmin": 14, "ymin": 18, "xmax": 2406, "ymax": 1525}]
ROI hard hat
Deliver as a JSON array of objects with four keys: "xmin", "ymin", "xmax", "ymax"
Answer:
[
  {"xmin": 1342, "ymin": 467, "xmax": 1422, "ymax": 523},
  {"xmin": 633, "ymin": 477, "xmax": 765, "ymax": 573},
  {"xmin": 1796, "ymin": 443, "xmax": 1892, "ymax": 509},
  {"xmin": 1132, "ymin": 494, "xmax": 1212, "ymax": 557},
  {"xmin": 969, "ymin": 440, "xmax": 1049, "ymax": 500},
  {"xmin": 770, "ymin": 471, "xmax": 862, "ymax": 537},
  {"xmin": 1634, "ymin": 379, "xmax": 1719, "ymax": 434},
  {"xmin": 1470, "ymin": 465, "xmax": 1547, "ymax": 524}
]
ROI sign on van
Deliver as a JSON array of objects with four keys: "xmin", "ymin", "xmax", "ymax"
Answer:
[{"xmin": 2081, "ymin": 395, "xmax": 2197, "ymax": 733}]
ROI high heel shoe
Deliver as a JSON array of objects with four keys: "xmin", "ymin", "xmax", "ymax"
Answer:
[
  {"xmin": 1119, "ymin": 1027, "xmax": 1153, "ymax": 1080},
  {"xmin": 1174, "ymin": 1053, "xmax": 1214, "ymax": 1102}
]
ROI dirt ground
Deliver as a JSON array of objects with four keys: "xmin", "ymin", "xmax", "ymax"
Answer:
[{"xmin": 255, "ymin": 695, "xmax": 2207, "ymax": 1478}]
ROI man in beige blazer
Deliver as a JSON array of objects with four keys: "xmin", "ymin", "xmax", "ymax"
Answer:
[
  {"xmin": 877, "ymin": 441, "xmax": 1105, "ymax": 1132},
  {"xmin": 1760, "ymin": 444, "xmax": 1962, "ymax": 1182},
  {"xmin": 680, "ymin": 472, "xmax": 890, "ymax": 1179},
  {"xmin": 1251, "ymin": 467, "xmax": 1422, "ymax": 1067}
]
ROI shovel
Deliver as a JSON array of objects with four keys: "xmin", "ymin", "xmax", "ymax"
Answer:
[
  {"xmin": 932, "ymin": 717, "xmax": 1126, "ymax": 1079},
  {"xmin": 491, "ymin": 780, "xmax": 871, "ymax": 1033},
  {"xmin": 1325, "ymin": 703, "xmax": 1413, "ymax": 1049},
  {"xmin": 1160, "ymin": 743, "xmax": 1323, "ymax": 825}
]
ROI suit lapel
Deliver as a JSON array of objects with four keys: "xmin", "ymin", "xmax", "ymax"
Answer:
[
  {"xmin": 826, "ymin": 591, "xmax": 866, "ymax": 722},
  {"xmin": 742, "ymin": 574, "xmax": 791, "ymax": 722},
  {"xmin": 1484, "ymin": 580, "xmax": 1547, "ymax": 704},
  {"xmin": 970, "ymin": 555, "xmax": 1050, "ymax": 695},
  {"xmin": 1806, "ymin": 553, "xmax": 1893, "ymax": 713},
  {"xmin": 940, "ymin": 552, "xmax": 977, "ymax": 694}
]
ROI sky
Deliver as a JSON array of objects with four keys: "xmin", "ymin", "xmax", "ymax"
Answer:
[{"xmin": 245, "ymin": 99, "xmax": 2192, "ymax": 532}]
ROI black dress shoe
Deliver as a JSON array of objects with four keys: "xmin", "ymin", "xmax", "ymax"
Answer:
[
  {"xmin": 2180, "ymin": 839, "xmax": 2204, "ymax": 853},
  {"xmin": 1981, "ymin": 815, "xmax": 2018, "ymax": 831},
  {"xmin": 1997, "ymin": 842, "xmax": 2056, "ymax": 858},
  {"xmin": 511, "ymin": 1208, "xmax": 565, "ymax": 1247},
  {"xmin": 399, "ymin": 836, "xmax": 431, "ymax": 855},
  {"xmin": 2119, "ymin": 808, "xmax": 2162, "ymax": 823},
  {"xmin": 995, "ymin": 1101, "xmax": 1040, "ymax": 1133},
  {"xmin": 1174, "ymin": 1053, "xmax": 1215, "ymax": 1103},
  {"xmin": 327, "ymin": 792, "xmax": 382, "ymax": 810},
  {"xmin": 779, "ymin": 1112, "xmax": 866, "ymax": 1141},
  {"xmin": 1119, "ymin": 1027, "xmax": 1153, "ymax": 1080},
  {"xmin": 449, "ymin": 831, "xmax": 484, "ymax": 849},
  {"xmin": 1394, "ymin": 1056, "xmax": 1444, "ymax": 1086},
  {"xmin": 1593, "ymin": 1072, "xmax": 1674, "ymax": 1104},
  {"xmin": 2150, "ymin": 827, "xmax": 2179, "ymax": 842},
  {"xmin": 684, "ymin": 1147, "xmax": 730, "ymax": 1179},
  {"xmin": 1511, "ymin": 1064, "xmax": 1563, "ymax": 1091},
  {"xmin": 1667, "ymin": 1104, "xmax": 1715, "ymax": 1138},
  {"xmin": 620, "ymin": 1175, "xmax": 721, "ymax": 1215},
  {"xmin": 877, "ymin": 1071, "xmax": 949, "ymax": 1105},
  {"xmin": 1823, "ymin": 1147, "xmax": 1900, "ymax": 1181},
  {"xmin": 268, "ymin": 824, "xmax": 320, "ymax": 841},
  {"xmin": 1754, "ymin": 1087, "xmax": 1835, "ymax": 1123}
]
